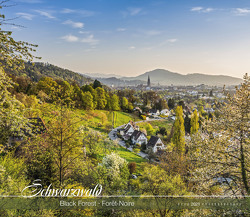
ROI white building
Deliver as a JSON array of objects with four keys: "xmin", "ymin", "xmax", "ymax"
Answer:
[
  {"xmin": 147, "ymin": 136, "xmax": 165, "ymax": 153},
  {"xmin": 131, "ymin": 130, "xmax": 148, "ymax": 145}
]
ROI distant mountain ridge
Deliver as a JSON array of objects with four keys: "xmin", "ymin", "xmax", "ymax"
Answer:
[
  {"xmin": 84, "ymin": 73, "xmax": 122, "ymax": 78},
  {"xmin": 120, "ymin": 69, "xmax": 242, "ymax": 86}
]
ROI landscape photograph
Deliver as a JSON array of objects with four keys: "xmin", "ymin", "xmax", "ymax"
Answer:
[{"xmin": 0, "ymin": 0, "xmax": 249, "ymax": 216}]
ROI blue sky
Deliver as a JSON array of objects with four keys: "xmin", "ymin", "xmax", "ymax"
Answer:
[{"xmin": 2, "ymin": 0, "xmax": 250, "ymax": 78}]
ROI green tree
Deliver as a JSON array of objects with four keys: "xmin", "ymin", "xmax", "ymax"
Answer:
[
  {"xmin": 190, "ymin": 109, "xmax": 199, "ymax": 134},
  {"xmin": 168, "ymin": 98, "xmax": 175, "ymax": 110},
  {"xmin": 72, "ymin": 84, "xmax": 83, "ymax": 108},
  {"xmin": 0, "ymin": 4, "xmax": 36, "ymax": 146},
  {"xmin": 111, "ymin": 94, "xmax": 120, "ymax": 111},
  {"xmin": 184, "ymin": 115, "xmax": 191, "ymax": 134},
  {"xmin": 172, "ymin": 106, "xmax": 185, "ymax": 154},
  {"xmin": 95, "ymin": 87, "xmax": 107, "ymax": 109},
  {"xmin": 105, "ymin": 92, "xmax": 112, "ymax": 110},
  {"xmin": 23, "ymin": 135, "xmax": 56, "ymax": 186},
  {"xmin": 121, "ymin": 97, "xmax": 128, "ymax": 110},
  {"xmin": 82, "ymin": 127, "xmax": 113, "ymax": 158},
  {"xmin": 188, "ymin": 74, "xmax": 250, "ymax": 196},
  {"xmin": 45, "ymin": 108, "xmax": 84, "ymax": 186},
  {"xmin": 82, "ymin": 91, "xmax": 94, "ymax": 110},
  {"xmin": 93, "ymin": 79, "xmax": 102, "ymax": 89},
  {"xmin": 141, "ymin": 163, "xmax": 189, "ymax": 217},
  {"xmin": 98, "ymin": 152, "xmax": 129, "ymax": 193},
  {"xmin": 0, "ymin": 153, "xmax": 28, "ymax": 195},
  {"xmin": 36, "ymin": 77, "xmax": 58, "ymax": 102},
  {"xmin": 0, "ymin": 5, "xmax": 37, "ymax": 71},
  {"xmin": 55, "ymin": 80, "xmax": 74, "ymax": 106},
  {"xmin": 0, "ymin": 68, "xmax": 29, "ymax": 146}
]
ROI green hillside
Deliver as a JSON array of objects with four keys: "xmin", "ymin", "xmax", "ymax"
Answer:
[{"xmin": 9, "ymin": 62, "xmax": 93, "ymax": 86}]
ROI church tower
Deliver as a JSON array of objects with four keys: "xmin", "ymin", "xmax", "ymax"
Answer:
[{"xmin": 147, "ymin": 75, "xmax": 151, "ymax": 87}]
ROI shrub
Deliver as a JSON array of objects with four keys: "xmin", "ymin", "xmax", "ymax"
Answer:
[
  {"xmin": 135, "ymin": 143, "xmax": 141, "ymax": 149},
  {"xmin": 128, "ymin": 162, "xmax": 137, "ymax": 174},
  {"xmin": 134, "ymin": 148, "xmax": 140, "ymax": 153},
  {"xmin": 125, "ymin": 142, "xmax": 130, "ymax": 148}
]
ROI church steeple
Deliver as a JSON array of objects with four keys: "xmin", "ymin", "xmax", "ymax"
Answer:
[{"xmin": 147, "ymin": 75, "xmax": 151, "ymax": 87}]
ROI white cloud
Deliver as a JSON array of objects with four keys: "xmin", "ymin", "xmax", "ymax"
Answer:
[
  {"xmin": 79, "ymin": 31, "xmax": 90, "ymax": 34},
  {"xmin": 203, "ymin": 8, "xmax": 214, "ymax": 13},
  {"xmin": 11, "ymin": 26, "xmax": 22, "ymax": 31},
  {"xmin": 63, "ymin": 20, "xmax": 84, "ymax": 29},
  {"xmin": 128, "ymin": 8, "xmax": 142, "ymax": 16},
  {"xmin": 35, "ymin": 10, "xmax": 55, "ymax": 19},
  {"xmin": 81, "ymin": 34, "xmax": 99, "ymax": 45},
  {"xmin": 61, "ymin": 34, "xmax": 99, "ymax": 45},
  {"xmin": 16, "ymin": 12, "xmax": 34, "ymax": 20},
  {"xmin": 61, "ymin": 34, "xmax": 79, "ymax": 42},
  {"xmin": 61, "ymin": 8, "xmax": 95, "ymax": 17},
  {"xmin": 167, "ymin": 38, "xmax": 178, "ymax": 43},
  {"xmin": 61, "ymin": 8, "xmax": 75, "ymax": 14},
  {"xmin": 234, "ymin": 8, "xmax": 250, "ymax": 16},
  {"xmin": 191, "ymin": 7, "xmax": 214, "ymax": 13},
  {"xmin": 129, "ymin": 46, "xmax": 135, "ymax": 50},
  {"xmin": 17, "ymin": 0, "xmax": 42, "ymax": 3},
  {"xmin": 191, "ymin": 7, "xmax": 203, "ymax": 12},
  {"xmin": 123, "ymin": 7, "xmax": 143, "ymax": 17},
  {"xmin": 117, "ymin": 28, "xmax": 126, "ymax": 32}
]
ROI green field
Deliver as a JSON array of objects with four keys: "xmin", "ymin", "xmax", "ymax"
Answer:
[
  {"xmin": 76, "ymin": 110, "xmax": 139, "ymax": 129},
  {"xmin": 148, "ymin": 120, "xmax": 173, "ymax": 132},
  {"xmin": 136, "ymin": 119, "xmax": 173, "ymax": 136},
  {"xmin": 113, "ymin": 146, "xmax": 147, "ymax": 171}
]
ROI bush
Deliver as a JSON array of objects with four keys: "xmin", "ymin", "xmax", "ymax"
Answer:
[
  {"xmin": 141, "ymin": 115, "xmax": 147, "ymax": 120},
  {"xmin": 117, "ymin": 132, "xmax": 122, "ymax": 138},
  {"xmin": 135, "ymin": 143, "xmax": 141, "ymax": 150},
  {"xmin": 159, "ymin": 127, "xmax": 167, "ymax": 136},
  {"xmin": 134, "ymin": 148, "xmax": 140, "ymax": 153},
  {"xmin": 125, "ymin": 142, "xmax": 130, "ymax": 148},
  {"xmin": 128, "ymin": 162, "xmax": 137, "ymax": 174}
]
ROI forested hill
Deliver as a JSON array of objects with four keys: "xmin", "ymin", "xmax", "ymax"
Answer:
[{"xmin": 9, "ymin": 62, "xmax": 93, "ymax": 86}]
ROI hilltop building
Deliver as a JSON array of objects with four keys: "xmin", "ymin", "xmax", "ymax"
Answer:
[{"xmin": 147, "ymin": 75, "xmax": 151, "ymax": 87}]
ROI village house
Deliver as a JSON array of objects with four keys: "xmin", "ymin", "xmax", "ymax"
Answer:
[
  {"xmin": 120, "ymin": 122, "xmax": 134, "ymax": 136},
  {"xmin": 147, "ymin": 136, "xmax": 165, "ymax": 153},
  {"xmin": 119, "ymin": 121, "xmax": 140, "ymax": 140},
  {"xmin": 148, "ymin": 109, "xmax": 160, "ymax": 116},
  {"xmin": 131, "ymin": 130, "xmax": 148, "ymax": 145},
  {"xmin": 160, "ymin": 109, "xmax": 170, "ymax": 116}
]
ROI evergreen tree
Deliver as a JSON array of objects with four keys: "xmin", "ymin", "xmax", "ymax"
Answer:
[
  {"xmin": 93, "ymin": 79, "xmax": 102, "ymax": 89},
  {"xmin": 172, "ymin": 106, "xmax": 185, "ymax": 154},
  {"xmin": 190, "ymin": 109, "xmax": 199, "ymax": 134},
  {"xmin": 168, "ymin": 98, "xmax": 175, "ymax": 110},
  {"xmin": 184, "ymin": 115, "xmax": 191, "ymax": 134}
]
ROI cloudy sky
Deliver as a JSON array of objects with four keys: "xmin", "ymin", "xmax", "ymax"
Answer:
[{"xmin": 3, "ymin": 0, "xmax": 250, "ymax": 78}]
